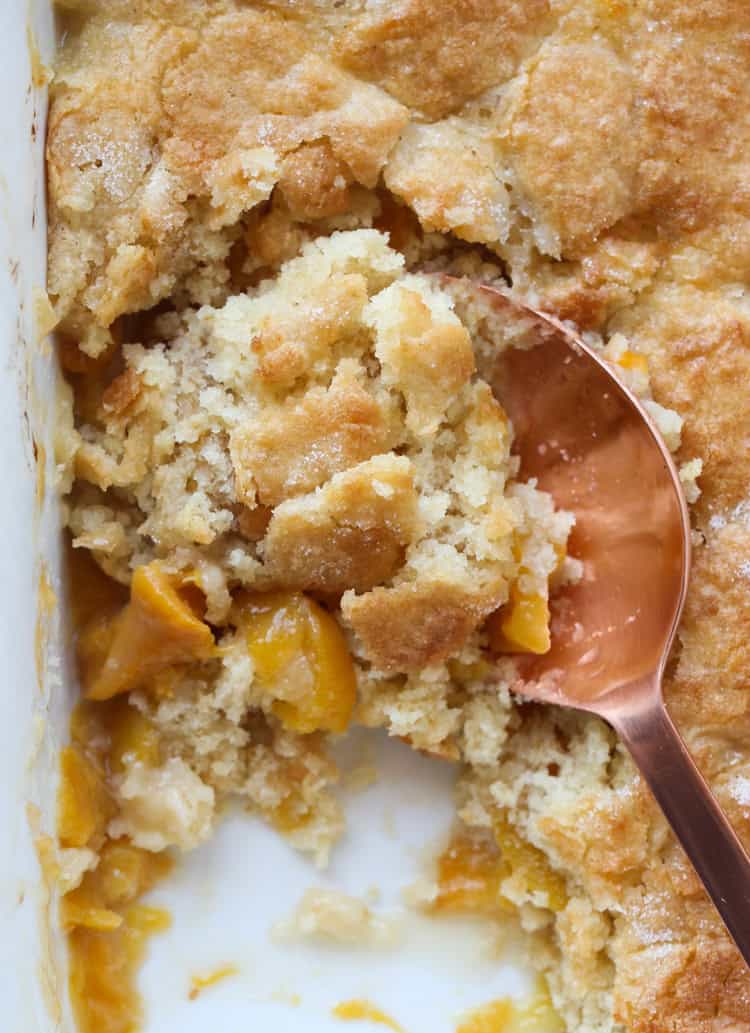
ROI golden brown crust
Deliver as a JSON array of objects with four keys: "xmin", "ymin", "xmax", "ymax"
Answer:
[
  {"xmin": 342, "ymin": 580, "xmax": 502, "ymax": 673},
  {"xmin": 502, "ymin": 42, "xmax": 637, "ymax": 256},
  {"xmin": 248, "ymin": 273, "xmax": 369, "ymax": 388},
  {"xmin": 277, "ymin": 141, "xmax": 353, "ymax": 222},
  {"xmin": 230, "ymin": 367, "xmax": 397, "ymax": 508},
  {"xmin": 46, "ymin": 6, "xmax": 407, "ymax": 348},
  {"xmin": 337, "ymin": 0, "xmax": 551, "ymax": 120},
  {"xmin": 384, "ymin": 119, "xmax": 512, "ymax": 245},
  {"xmin": 263, "ymin": 455, "xmax": 421, "ymax": 594}
]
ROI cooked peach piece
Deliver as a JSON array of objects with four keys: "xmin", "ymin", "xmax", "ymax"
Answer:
[
  {"xmin": 58, "ymin": 745, "xmax": 114, "ymax": 849},
  {"xmin": 432, "ymin": 830, "xmax": 513, "ymax": 915},
  {"xmin": 487, "ymin": 586, "xmax": 551, "ymax": 656},
  {"xmin": 235, "ymin": 591, "xmax": 357, "ymax": 734},
  {"xmin": 80, "ymin": 563, "xmax": 215, "ymax": 701}
]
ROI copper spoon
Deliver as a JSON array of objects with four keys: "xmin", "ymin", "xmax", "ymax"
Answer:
[{"xmin": 445, "ymin": 278, "xmax": 750, "ymax": 964}]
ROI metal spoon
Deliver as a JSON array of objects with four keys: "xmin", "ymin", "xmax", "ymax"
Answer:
[{"xmin": 446, "ymin": 278, "xmax": 750, "ymax": 964}]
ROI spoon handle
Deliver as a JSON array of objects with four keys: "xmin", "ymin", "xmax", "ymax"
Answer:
[{"xmin": 611, "ymin": 690, "xmax": 750, "ymax": 966}]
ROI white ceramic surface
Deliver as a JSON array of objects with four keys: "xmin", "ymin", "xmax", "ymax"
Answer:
[
  {"xmin": 1, "ymin": 3, "xmax": 63, "ymax": 1031},
  {"xmin": 1, "ymin": 6, "xmax": 531, "ymax": 1030}
]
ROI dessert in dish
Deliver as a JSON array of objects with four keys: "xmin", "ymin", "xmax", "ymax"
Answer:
[
  {"xmin": 56, "ymin": 224, "xmax": 578, "ymax": 1032},
  {"xmin": 47, "ymin": 2, "xmax": 749, "ymax": 1032}
]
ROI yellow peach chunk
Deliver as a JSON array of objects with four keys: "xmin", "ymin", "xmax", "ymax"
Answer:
[
  {"xmin": 106, "ymin": 700, "xmax": 161, "ymax": 775},
  {"xmin": 488, "ymin": 586, "xmax": 551, "ymax": 655},
  {"xmin": 95, "ymin": 841, "xmax": 172, "ymax": 910},
  {"xmin": 236, "ymin": 591, "xmax": 356, "ymax": 734},
  {"xmin": 58, "ymin": 746, "xmax": 114, "ymax": 849},
  {"xmin": 69, "ymin": 698, "xmax": 160, "ymax": 778},
  {"xmin": 456, "ymin": 984, "xmax": 563, "ymax": 1033},
  {"xmin": 67, "ymin": 544, "xmax": 128, "ymax": 632},
  {"xmin": 82, "ymin": 563, "xmax": 215, "ymax": 701},
  {"xmin": 494, "ymin": 818, "xmax": 567, "ymax": 912},
  {"xmin": 617, "ymin": 349, "xmax": 648, "ymax": 374},
  {"xmin": 77, "ymin": 616, "xmax": 118, "ymax": 696},
  {"xmin": 432, "ymin": 830, "xmax": 513, "ymax": 916},
  {"xmin": 125, "ymin": 905, "xmax": 171, "ymax": 936},
  {"xmin": 62, "ymin": 900, "xmax": 123, "ymax": 932}
]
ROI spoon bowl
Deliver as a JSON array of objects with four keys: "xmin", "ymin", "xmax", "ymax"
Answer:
[
  {"xmin": 472, "ymin": 287, "xmax": 689, "ymax": 708},
  {"xmin": 445, "ymin": 278, "xmax": 750, "ymax": 964}
]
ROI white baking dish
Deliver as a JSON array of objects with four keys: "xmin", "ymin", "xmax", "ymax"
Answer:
[{"xmin": 4, "ymin": 5, "xmax": 535, "ymax": 1030}]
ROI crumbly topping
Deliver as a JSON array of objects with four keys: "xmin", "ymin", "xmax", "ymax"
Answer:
[{"xmin": 65, "ymin": 231, "xmax": 564, "ymax": 667}]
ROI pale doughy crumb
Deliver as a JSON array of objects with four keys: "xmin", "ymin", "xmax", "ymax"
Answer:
[
  {"xmin": 108, "ymin": 757, "xmax": 215, "ymax": 853},
  {"xmin": 56, "ymin": 847, "xmax": 99, "ymax": 895},
  {"xmin": 32, "ymin": 287, "xmax": 59, "ymax": 344},
  {"xmin": 679, "ymin": 458, "xmax": 703, "ymax": 504},
  {"xmin": 643, "ymin": 400, "xmax": 683, "ymax": 453},
  {"xmin": 273, "ymin": 888, "xmax": 401, "ymax": 948}
]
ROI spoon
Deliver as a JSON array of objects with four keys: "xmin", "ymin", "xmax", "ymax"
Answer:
[{"xmin": 444, "ymin": 277, "xmax": 750, "ymax": 964}]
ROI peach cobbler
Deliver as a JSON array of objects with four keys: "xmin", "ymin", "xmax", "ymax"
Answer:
[{"xmin": 47, "ymin": 2, "xmax": 750, "ymax": 1032}]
